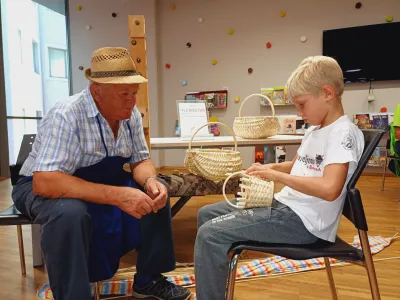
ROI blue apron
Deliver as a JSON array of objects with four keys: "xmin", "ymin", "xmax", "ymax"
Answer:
[{"xmin": 73, "ymin": 116, "xmax": 141, "ymax": 282}]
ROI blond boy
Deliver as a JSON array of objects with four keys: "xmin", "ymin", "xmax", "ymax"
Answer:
[{"xmin": 194, "ymin": 56, "xmax": 364, "ymax": 300}]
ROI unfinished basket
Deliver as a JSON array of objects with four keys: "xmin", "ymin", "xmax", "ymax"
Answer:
[
  {"xmin": 184, "ymin": 122, "xmax": 243, "ymax": 181},
  {"xmin": 223, "ymin": 171, "xmax": 274, "ymax": 209},
  {"xmin": 233, "ymin": 93, "xmax": 280, "ymax": 139}
]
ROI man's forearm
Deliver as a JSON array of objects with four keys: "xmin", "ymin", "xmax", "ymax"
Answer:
[
  {"xmin": 274, "ymin": 172, "xmax": 340, "ymax": 201},
  {"xmin": 131, "ymin": 159, "xmax": 157, "ymax": 188},
  {"xmin": 33, "ymin": 171, "xmax": 120, "ymax": 205}
]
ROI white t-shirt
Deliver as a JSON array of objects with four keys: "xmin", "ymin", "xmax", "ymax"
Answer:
[{"xmin": 274, "ymin": 115, "xmax": 364, "ymax": 242}]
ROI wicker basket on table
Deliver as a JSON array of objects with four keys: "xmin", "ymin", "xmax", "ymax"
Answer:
[
  {"xmin": 233, "ymin": 93, "xmax": 280, "ymax": 139},
  {"xmin": 223, "ymin": 171, "xmax": 274, "ymax": 209},
  {"xmin": 184, "ymin": 122, "xmax": 243, "ymax": 181}
]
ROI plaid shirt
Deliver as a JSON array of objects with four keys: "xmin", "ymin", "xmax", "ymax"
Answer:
[{"xmin": 20, "ymin": 87, "xmax": 150, "ymax": 176}]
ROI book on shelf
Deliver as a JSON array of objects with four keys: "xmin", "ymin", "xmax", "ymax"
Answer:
[
  {"xmin": 367, "ymin": 146, "xmax": 386, "ymax": 167},
  {"xmin": 372, "ymin": 114, "xmax": 389, "ymax": 130},
  {"xmin": 353, "ymin": 112, "xmax": 394, "ymax": 130}
]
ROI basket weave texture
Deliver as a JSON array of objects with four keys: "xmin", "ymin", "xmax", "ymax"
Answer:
[
  {"xmin": 223, "ymin": 171, "xmax": 274, "ymax": 209},
  {"xmin": 233, "ymin": 93, "xmax": 280, "ymax": 139},
  {"xmin": 184, "ymin": 122, "xmax": 243, "ymax": 181}
]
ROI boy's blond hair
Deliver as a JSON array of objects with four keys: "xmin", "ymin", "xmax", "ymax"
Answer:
[{"xmin": 286, "ymin": 56, "xmax": 344, "ymax": 101}]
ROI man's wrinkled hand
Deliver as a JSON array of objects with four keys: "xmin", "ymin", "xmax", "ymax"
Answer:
[
  {"xmin": 145, "ymin": 179, "xmax": 169, "ymax": 210},
  {"xmin": 117, "ymin": 187, "xmax": 159, "ymax": 219}
]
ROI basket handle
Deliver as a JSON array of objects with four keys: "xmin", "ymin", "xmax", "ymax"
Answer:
[
  {"xmin": 222, "ymin": 171, "xmax": 248, "ymax": 209},
  {"xmin": 238, "ymin": 93, "xmax": 276, "ymax": 117},
  {"xmin": 188, "ymin": 122, "xmax": 238, "ymax": 151}
]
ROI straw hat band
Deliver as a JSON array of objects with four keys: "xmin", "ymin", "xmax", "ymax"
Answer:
[{"xmin": 90, "ymin": 70, "xmax": 141, "ymax": 78}]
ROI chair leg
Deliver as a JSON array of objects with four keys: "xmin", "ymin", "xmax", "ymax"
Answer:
[
  {"xmin": 324, "ymin": 257, "xmax": 338, "ymax": 300},
  {"xmin": 381, "ymin": 157, "xmax": 388, "ymax": 191},
  {"xmin": 16, "ymin": 225, "xmax": 26, "ymax": 275},
  {"xmin": 360, "ymin": 231, "xmax": 381, "ymax": 300},
  {"xmin": 93, "ymin": 282, "xmax": 101, "ymax": 300},
  {"xmin": 225, "ymin": 250, "xmax": 242, "ymax": 300}
]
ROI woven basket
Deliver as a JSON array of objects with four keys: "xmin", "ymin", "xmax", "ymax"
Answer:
[
  {"xmin": 223, "ymin": 171, "xmax": 274, "ymax": 209},
  {"xmin": 233, "ymin": 93, "xmax": 280, "ymax": 139},
  {"xmin": 184, "ymin": 122, "xmax": 243, "ymax": 181}
]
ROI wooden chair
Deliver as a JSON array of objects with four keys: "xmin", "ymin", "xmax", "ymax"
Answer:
[{"xmin": 225, "ymin": 129, "xmax": 385, "ymax": 300}]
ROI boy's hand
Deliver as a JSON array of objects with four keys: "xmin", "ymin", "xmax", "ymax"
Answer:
[
  {"xmin": 245, "ymin": 163, "xmax": 274, "ymax": 174},
  {"xmin": 246, "ymin": 164, "xmax": 279, "ymax": 182}
]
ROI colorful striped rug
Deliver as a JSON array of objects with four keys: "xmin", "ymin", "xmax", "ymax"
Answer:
[{"xmin": 36, "ymin": 233, "xmax": 398, "ymax": 299}]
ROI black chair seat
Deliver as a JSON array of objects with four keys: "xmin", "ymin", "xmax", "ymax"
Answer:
[
  {"xmin": 0, "ymin": 205, "xmax": 31, "ymax": 226},
  {"xmin": 229, "ymin": 236, "xmax": 364, "ymax": 262}
]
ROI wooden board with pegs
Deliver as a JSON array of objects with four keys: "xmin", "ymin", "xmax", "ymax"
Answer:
[{"xmin": 128, "ymin": 15, "xmax": 150, "ymax": 149}]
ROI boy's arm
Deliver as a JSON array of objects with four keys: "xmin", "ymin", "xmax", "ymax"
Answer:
[
  {"xmin": 248, "ymin": 154, "xmax": 298, "ymax": 174},
  {"xmin": 248, "ymin": 129, "xmax": 362, "ymax": 202},
  {"xmin": 269, "ymin": 154, "xmax": 298, "ymax": 174},
  {"xmin": 271, "ymin": 163, "xmax": 349, "ymax": 201}
]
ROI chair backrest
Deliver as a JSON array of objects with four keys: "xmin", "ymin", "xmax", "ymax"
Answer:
[
  {"xmin": 9, "ymin": 134, "xmax": 36, "ymax": 185},
  {"xmin": 343, "ymin": 129, "xmax": 385, "ymax": 231}
]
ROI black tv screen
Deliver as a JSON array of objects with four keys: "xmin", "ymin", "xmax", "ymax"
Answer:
[{"xmin": 322, "ymin": 22, "xmax": 400, "ymax": 83}]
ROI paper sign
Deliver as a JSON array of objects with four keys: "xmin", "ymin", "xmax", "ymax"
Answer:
[{"xmin": 177, "ymin": 101, "xmax": 210, "ymax": 138}]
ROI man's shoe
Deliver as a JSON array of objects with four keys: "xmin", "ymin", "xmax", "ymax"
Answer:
[{"xmin": 132, "ymin": 275, "xmax": 191, "ymax": 300}]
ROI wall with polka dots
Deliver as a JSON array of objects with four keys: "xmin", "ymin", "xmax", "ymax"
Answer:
[
  {"xmin": 158, "ymin": 0, "xmax": 400, "ymax": 167},
  {"xmin": 68, "ymin": 0, "xmax": 161, "ymax": 166},
  {"xmin": 67, "ymin": 0, "xmax": 399, "ymax": 168}
]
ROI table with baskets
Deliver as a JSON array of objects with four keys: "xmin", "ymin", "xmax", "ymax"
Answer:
[{"xmin": 153, "ymin": 93, "xmax": 304, "ymax": 217}]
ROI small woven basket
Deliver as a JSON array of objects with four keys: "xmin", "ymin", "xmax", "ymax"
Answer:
[
  {"xmin": 223, "ymin": 171, "xmax": 274, "ymax": 209},
  {"xmin": 233, "ymin": 93, "xmax": 280, "ymax": 139},
  {"xmin": 184, "ymin": 122, "xmax": 243, "ymax": 181}
]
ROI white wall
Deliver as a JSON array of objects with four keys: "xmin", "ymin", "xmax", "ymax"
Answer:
[
  {"xmin": 68, "ymin": 0, "xmax": 160, "ymax": 166},
  {"xmin": 158, "ymin": 0, "xmax": 400, "ymax": 167}
]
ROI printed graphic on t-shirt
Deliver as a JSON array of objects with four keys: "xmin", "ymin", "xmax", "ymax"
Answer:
[
  {"xmin": 297, "ymin": 154, "xmax": 324, "ymax": 172},
  {"xmin": 341, "ymin": 133, "xmax": 356, "ymax": 151}
]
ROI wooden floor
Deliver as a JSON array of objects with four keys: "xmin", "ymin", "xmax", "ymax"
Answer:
[{"xmin": 0, "ymin": 175, "xmax": 399, "ymax": 299}]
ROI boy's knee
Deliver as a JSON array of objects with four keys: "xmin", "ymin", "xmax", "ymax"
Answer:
[
  {"xmin": 197, "ymin": 205, "xmax": 212, "ymax": 228},
  {"xmin": 196, "ymin": 220, "xmax": 213, "ymax": 243}
]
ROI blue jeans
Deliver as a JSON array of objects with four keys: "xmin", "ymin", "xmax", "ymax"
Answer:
[{"xmin": 194, "ymin": 199, "xmax": 319, "ymax": 300}]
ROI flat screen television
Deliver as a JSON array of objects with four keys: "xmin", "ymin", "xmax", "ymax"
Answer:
[{"xmin": 322, "ymin": 22, "xmax": 400, "ymax": 83}]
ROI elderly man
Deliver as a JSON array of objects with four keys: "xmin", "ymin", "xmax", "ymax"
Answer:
[{"xmin": 12, "ymin": 47, "xmax": 191, "ymax": 300}]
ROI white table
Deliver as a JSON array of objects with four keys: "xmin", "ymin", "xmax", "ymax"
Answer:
[{"xmin": 151, "ymin": 135, "xmax": 304, "ymax": 150}]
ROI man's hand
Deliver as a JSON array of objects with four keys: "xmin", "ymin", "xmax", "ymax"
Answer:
[
  {"xmin": 145, "ymin": 179, "xmax": 169, "ymax": 210},
  {"xmin": 117, "ymin": 187, "xmax": 159, "ymax": 219}
]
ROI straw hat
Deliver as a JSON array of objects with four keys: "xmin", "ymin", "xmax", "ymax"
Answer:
[{"xmin": 84, "ymin": 47, "xmax": 148, "ymax": 84}]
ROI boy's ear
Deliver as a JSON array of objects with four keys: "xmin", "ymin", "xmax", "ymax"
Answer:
[{"xmin": 321, "ymin": 84, "xmax": 335, "ymax": 102}]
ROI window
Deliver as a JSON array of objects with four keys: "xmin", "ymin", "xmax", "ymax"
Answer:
[
  {"xmin": 32, "ymin": 41, "xmax": 40, "ymax": 74},
  {"xmin": 48, "ymin": 47, "xmax": 67, "ymax": 78}
]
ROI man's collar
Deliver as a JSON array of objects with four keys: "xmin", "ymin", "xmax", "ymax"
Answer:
[{"xmin": 84, "ymin": 87, "xmax": 100, "ymax": 118}]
